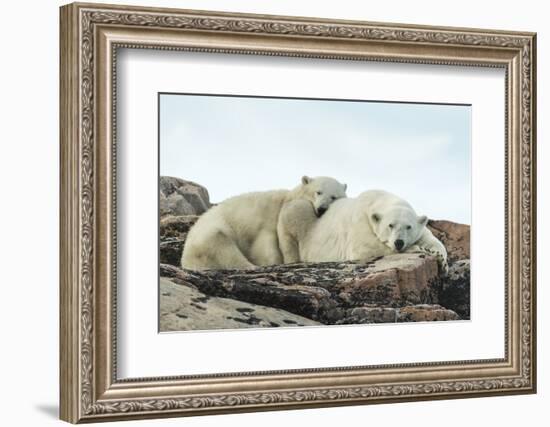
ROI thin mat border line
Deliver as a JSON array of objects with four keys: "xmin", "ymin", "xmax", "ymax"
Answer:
[
  {"xmin": 111, "ymin": 43, "xmax": 508, "ymax": 384},
  {"xmin": 158, "ymin": 91, "xmax": 473, "ymax": 106}
]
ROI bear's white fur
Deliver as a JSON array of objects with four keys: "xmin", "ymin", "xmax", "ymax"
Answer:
[
  {"xmin": 181, "ymin": 176, "xmax": 347, "ymax": 270},
  {"xmin": 278, "ymin": 189, "xmax": 448, "ymax": 273}
]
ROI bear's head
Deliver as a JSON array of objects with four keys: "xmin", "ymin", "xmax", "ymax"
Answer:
[
  {"xmin": 301, "ymin": 176, "xmax": 347, "ymax": 217},
  {"xmin": 368, "ymin": 207, "xmax": 428, "ymax": 252}
]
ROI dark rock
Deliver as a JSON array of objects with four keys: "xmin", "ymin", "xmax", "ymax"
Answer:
[
  {"xmin": 159, "ymin": 215, "xmax": 199, "ymax": 266},
  {"xmin": 160, "ymin": 215, "xmax": 199, "ymax": 237},
  {"xmin": 430, "ymin": 260, "xmax": 471, "ymax": 319},
  {"xmin": 160, "ymin": 238, "xmax": 185, "ymax": 266}
]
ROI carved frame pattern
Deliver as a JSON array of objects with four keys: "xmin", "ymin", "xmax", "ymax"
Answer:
[{"xmin": 60, "ymin": 2, "xmax": 536, "ymax": 423}]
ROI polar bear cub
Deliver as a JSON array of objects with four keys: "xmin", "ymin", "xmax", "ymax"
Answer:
[
  {"xmin": 181, "ymin": 176, "xmax": 347, "ymax": 270},
  {"xmin": 278, "ymin": 189, "xmax": 448, "ymax": 274}
]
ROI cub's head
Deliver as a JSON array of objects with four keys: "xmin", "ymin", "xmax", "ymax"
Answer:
[
  {"xmin": 369, "ymin": 208, "xmax": 428, "ymax": 252},
  {"xmin": 301, "ymin": 176, "xmax": 347, "ymax": 217}
]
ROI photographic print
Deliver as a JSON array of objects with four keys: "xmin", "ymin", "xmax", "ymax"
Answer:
[{"xmin": 159, "ymin": 93, "xmax": 471, "ymax": 332}]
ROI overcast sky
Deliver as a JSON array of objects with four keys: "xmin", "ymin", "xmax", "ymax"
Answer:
[{"xmin": 160, "ymin": 94, "xmax": 471, "ymax": 224}]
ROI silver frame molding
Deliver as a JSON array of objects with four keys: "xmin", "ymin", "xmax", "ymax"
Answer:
[{"xmin": 60, "ymin": 2, "xmax": 537, "ymax": 423}]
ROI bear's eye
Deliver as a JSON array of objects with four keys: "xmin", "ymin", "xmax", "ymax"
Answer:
[
  {"xmin": 388, "ymin": 224, "xmax": 394, "ymax": 229},
  {"xmin": 407, "ymin": 225, "xmax": 412, "ymax": 230},
  {"xmin": 316, "ymin": 191, "xmax": 323, "ymax": 196},
  {"xmin": 331, "ymin": 196, "xmax": 337, "ymax": 201}
]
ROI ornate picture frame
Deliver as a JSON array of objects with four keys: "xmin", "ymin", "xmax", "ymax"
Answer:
[{"xmin": 60, "ymin": 2, "xmax": 536, "ymax": 423}]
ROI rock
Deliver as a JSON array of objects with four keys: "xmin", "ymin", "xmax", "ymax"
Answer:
[
  {"xmin": 430, "ymin": 259, "xmax": 470, "ymax": 319},
  {"xmin": 159, "ymin": 215, "xmax": 199, "ymax": 266},
  {"xmin": 345, "ymin": 306, "xmax": 398, "ymax": 323},
  {"xmin": 344, "ymin": 304, "xmax": 460, "ymax": 324},
  {"xmin": 160, "ymin": 176, "xmax": 211, "ymax": 217},
  {"xmin": 397, "ymin": 304, "xmax": 460, "ymax": 322},
  {"xmin": 161, "ymin": 215, "xmax": 199, "ymax": 237},
  {"xmin": 428, "ymin": 220, "xmax": 470, "ymax": 262},
  {"xmin": 160, "ymin": 278, "xmax": 321, "ymax": 332},
  {"xmin": 160, "ymin": 252, "xmax": 467, "ymax": 325},
  {"xmin": 335, "ymin": 254, "xmax": 439, "ymax": 307},
  {"xmin": 160, "ymin": 239, "xmax": 185, "ymax": 267}
]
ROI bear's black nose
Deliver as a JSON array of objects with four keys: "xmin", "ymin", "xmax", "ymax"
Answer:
[
  {"xmin": 394, "ymin": 239, "xmax": 404, "ymax": 251},
  {"xmin": 316, "ymin": 207, "xmax": 327, "ymax": 217}
]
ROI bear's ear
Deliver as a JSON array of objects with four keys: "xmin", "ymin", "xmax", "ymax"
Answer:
[
  {"xmin": 301, "ymin": 176, "xmax": 312, "ymax": 185},
  {"xmin": 371, "ymin": 213, "xmax": 381, "ymax": 223},
  {"xmin": 418, "ymin": 215, "xmax": 428, "ymax": 226}
]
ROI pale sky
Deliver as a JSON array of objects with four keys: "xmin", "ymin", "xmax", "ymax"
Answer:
[{"xmin": 160, "ymin": 93, "xmax": 471, "ymax": 224}]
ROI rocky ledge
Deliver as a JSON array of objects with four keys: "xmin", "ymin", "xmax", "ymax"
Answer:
[
  {"xmin": 158, "ymin": 177, "xmax": 470, "ymax": 331},
  {"xmin": 161, "ymin": 278, "xmax": 321, "ymax": 331}
]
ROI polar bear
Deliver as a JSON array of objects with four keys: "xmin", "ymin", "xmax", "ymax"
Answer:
[
  {"xmin": 181, "ymin": 176, "xmax": 347, "ymax": 270},
  {"xmin": 278, "ymin": 189, "xmax": 448, "ymax": 274}
]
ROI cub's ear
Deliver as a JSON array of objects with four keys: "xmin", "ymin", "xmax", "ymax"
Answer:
[
  {"xmin": 343, "ymin": 183, "xmax": 347, "ymax": 192},
  {"xmin": 301, "ymin": 176, "xmax": 312, "ymax": 185},
  {"xmin": 371, "ymin": 213, "xmax": 381, "ymax": 223},
  {"xmin": 418, "ymin": 215, "xmax": 428, "ymax": 226}
]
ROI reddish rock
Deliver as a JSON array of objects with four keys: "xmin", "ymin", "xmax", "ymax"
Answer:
[
  {"xmin": 336, "ymin": 254, "xmax": 439, "ymax": 307},
  {"xmin": 428, "ymin": 220, "xmax": 470, "ymax": 262},
  {"xmin": 344, "ymin": 304, "xmax": 460, "ymax": 324},
  {"xmin": 397, "ymin": 304, "xmax": 460, "ymax": 322}
]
